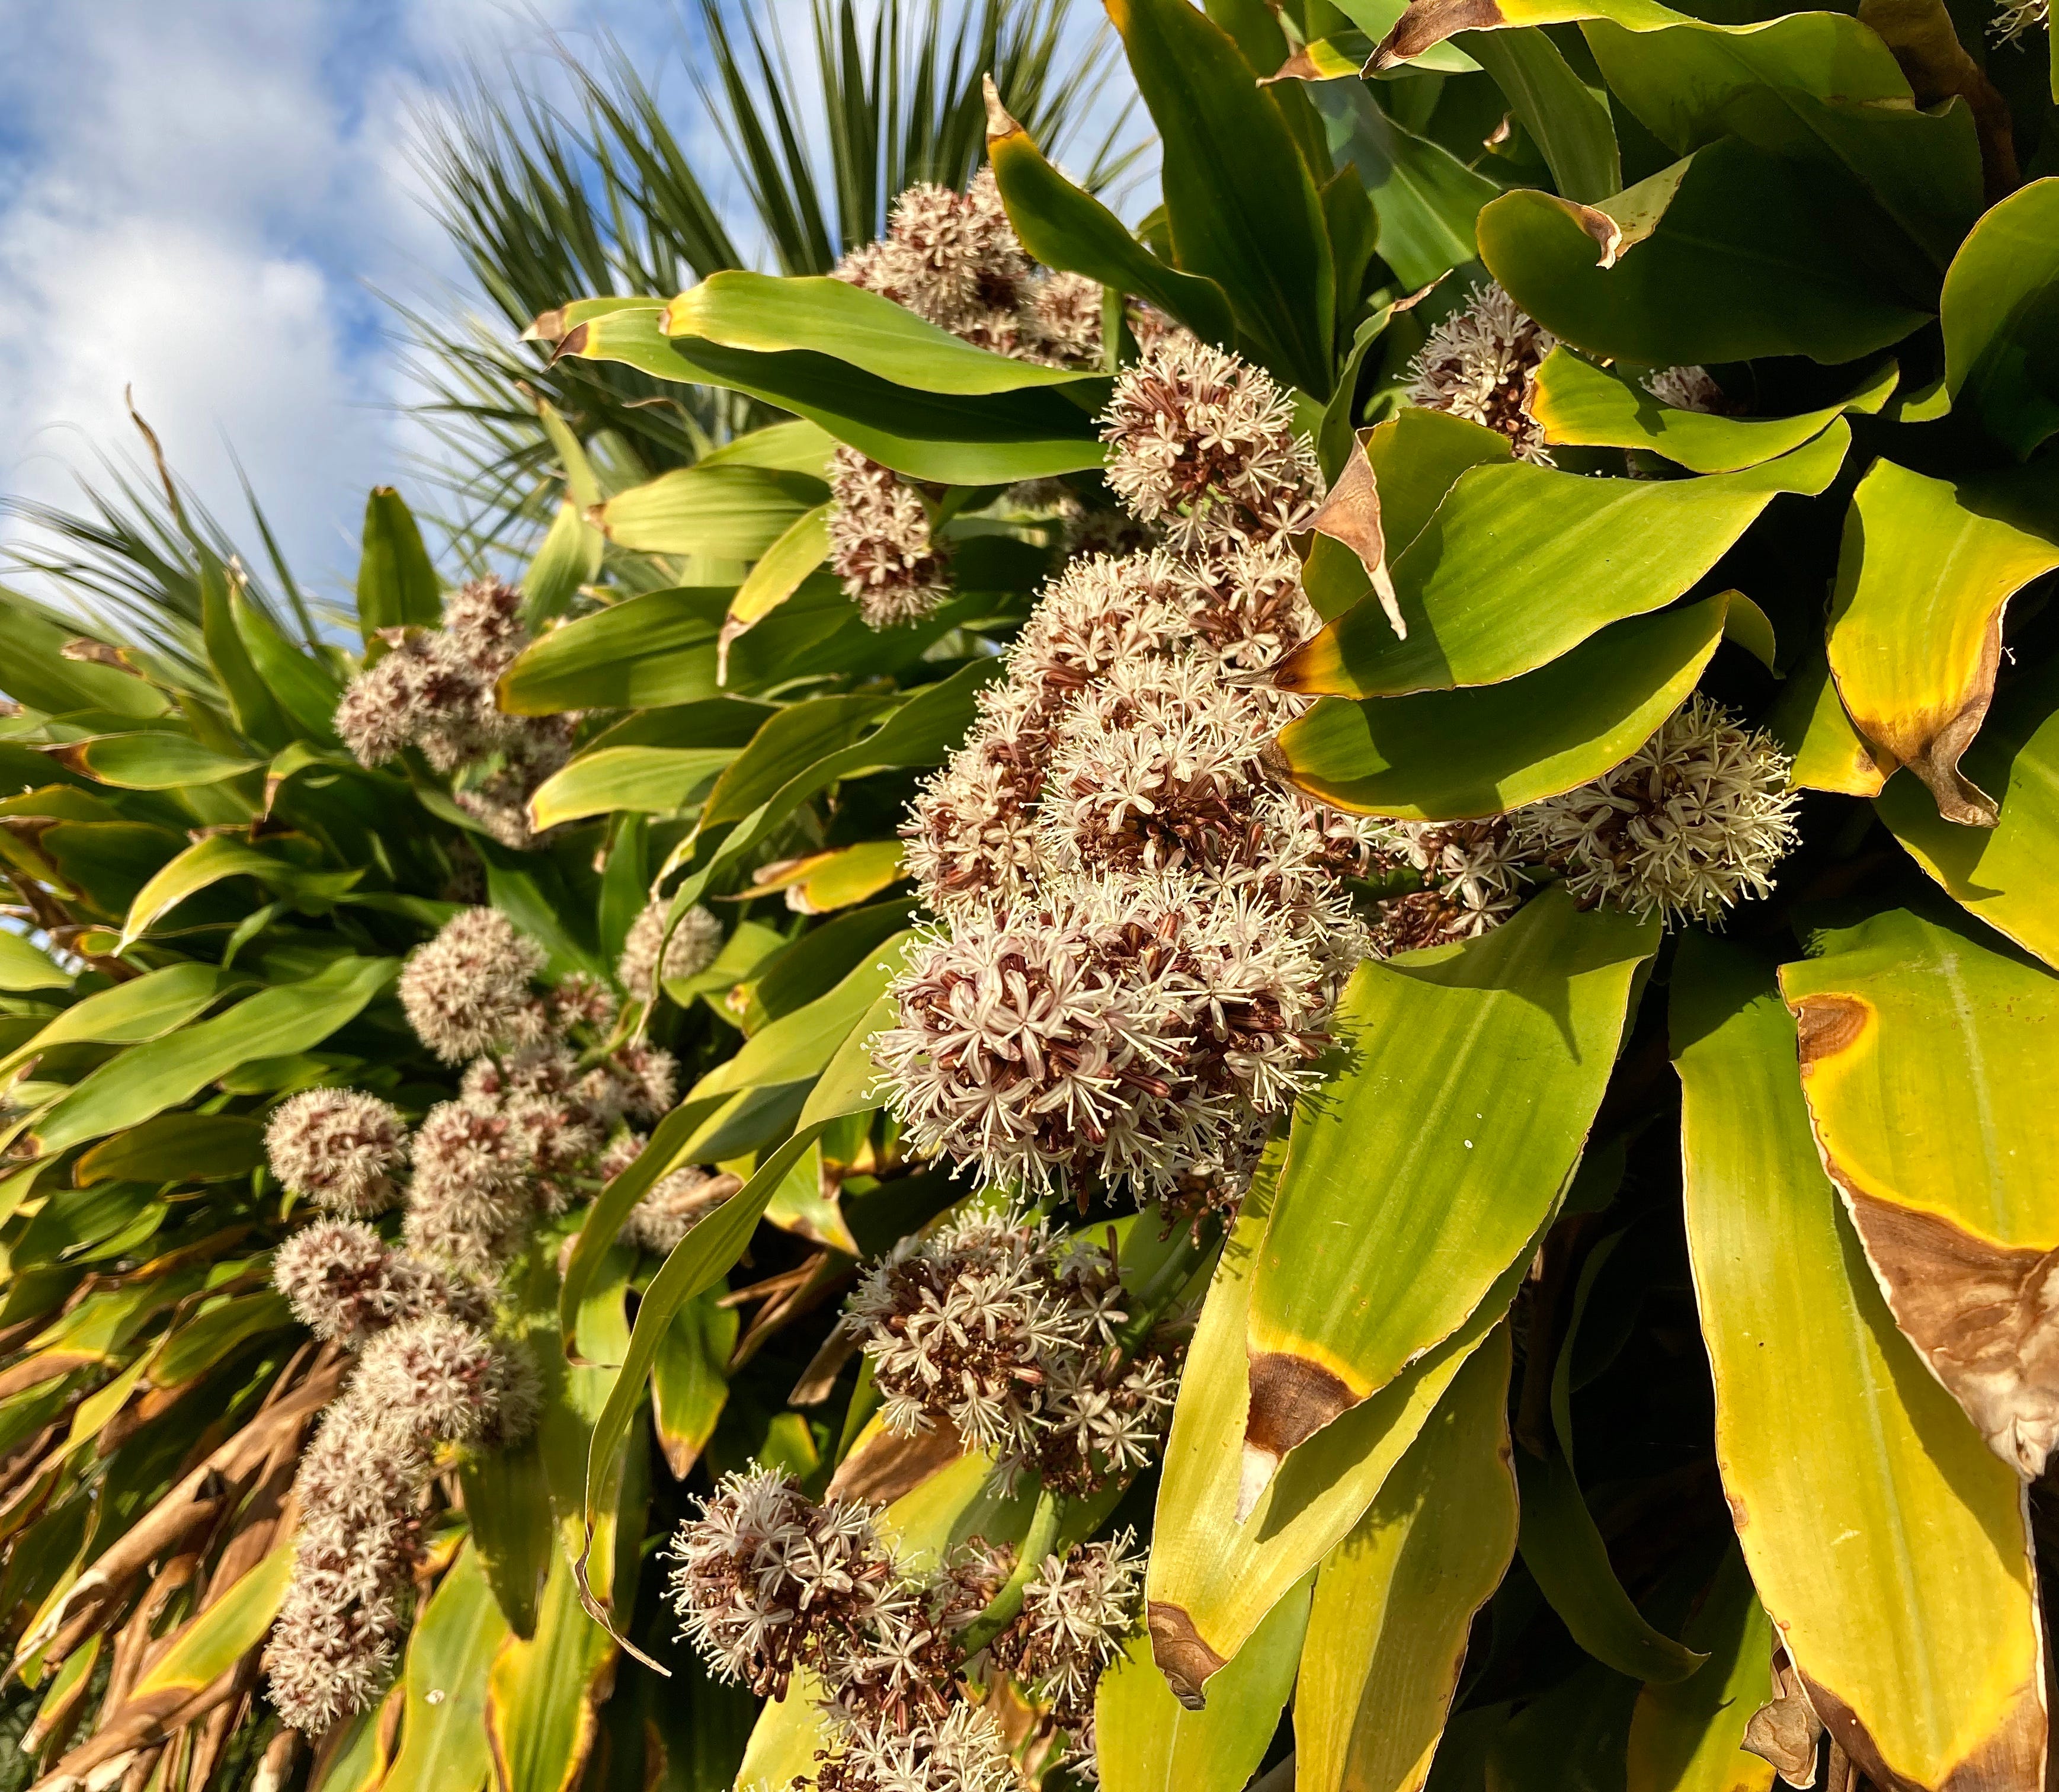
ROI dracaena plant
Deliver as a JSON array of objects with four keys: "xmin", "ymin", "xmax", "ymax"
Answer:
[{"xmin": 530, "ymin": 0, "xmax": 2059, "ymax": 1788}]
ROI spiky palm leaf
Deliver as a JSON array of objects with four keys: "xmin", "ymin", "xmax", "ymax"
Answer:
[{"xmin": 402, "ymin": 0, "xmax": 1139, "ymax": 551}]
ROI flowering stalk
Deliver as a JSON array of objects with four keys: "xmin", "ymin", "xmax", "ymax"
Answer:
[{"xmin": 955, "ymin": 1489, "xmax": 1065, "ymax": 1659}]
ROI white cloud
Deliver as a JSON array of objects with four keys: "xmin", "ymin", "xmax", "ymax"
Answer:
[{"xmin": 0, "ymin": 0, "xmax": 1151, "ymax": 620}]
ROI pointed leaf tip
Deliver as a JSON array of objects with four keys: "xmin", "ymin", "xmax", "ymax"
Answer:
[{"xmin": 981, "ymin": 74, "xmax": 1019, "ymax": 140}]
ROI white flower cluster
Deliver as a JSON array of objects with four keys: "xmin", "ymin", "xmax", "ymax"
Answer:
[
  {"xmin": 668, "ymin": 1467, "xmax": 1141, "ymax": 1790},
  {"xmin": 262, "ymin": 903, "xmax": 706, "ymax": 1731},
  {"xmin": 1507, "ymin": 696, "xmax": 1801, "ymax": 927},
  {"xmin": 846, "ymin": 1213, "xmax": 1179, "ymax": 1495},
  {"xmin": 826, "ymin": 169, "xmax": 1120, "ymax": 632},
  {"xmin": 264, "ymin": 1314, "xmax": 537, "ymax": 1734},
  {"xmin": 878, "ymin": 338, "xmax": 1371, "ymax": 1217},
  {"xmin": 334, "ymin": 578, "xmax": 574, "ymax": 849}
]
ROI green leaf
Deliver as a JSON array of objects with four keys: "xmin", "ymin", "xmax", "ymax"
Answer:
[
  {"xmin": 26, "ymin": 955, "xmax": 396, "ymax": 1157},
  {"xmin": 1672, "ymin": 933, "xmax": 2043, "ymax": 1789},
  {"xmin": 380, "ymin": 1544, "xmax": 510, "ymax": 1792},
  {"xmin": 1479, "ymin": 143, "xmax": 1936, "ymax": 367},
  {"xmin": 356, "ymin": 487, "xmax": 443, "ymax": 646},
  {"xmin": 576, "ymin": 1003, "xmax": 890, "ymax": 1623},
  {"xmin": 484, "ymin": 1540, "xmax": 619, "ymax": 1792},
  {"xmin": 199, "ymin": 553, "xmax": 293, "ymax": 751},
  {"xmin": 987, "ymin": 111, "xmax": 1237, "ymax": 346},
  {"xmin": 1374, "ymin": 0, "xmax": 1981, "ymax": 265},
  {"xmin": 557, "ymin": 308, "xmax": 1107, "ymax": 485},
  {"xmin": 0, "ymin": 962, "xmax": 239, "ymax": 1079},
  {"xmin": 1147, "ymin": 1147, "xmax": 1536, "ymax": 1705},
  {"xmin": 121, "ymin": 834, "xmax": 361, "ymax": 948},
  {"xmin": 1276, "ymin": 426, "xmax": 1845, "ymax": 697},
  {"xmin": 724, "ymin": 503, "xmax": 832, "ymax": 644},
  {"xmin": 1097, "ymin": 1572, "xmax": 1312, "ymax": 1792},
  {"xmin": 129, "ymin": 1535, "xmax": 293, "ymax": 1699},
  {"xmin": 146, "ymin": 1291, "xmax": 292, "ymax": 1387},
  {"xmin": 459, "ymin": 1436, "xmax": 553, "ymax": 1640},
  {"xmin": 1514, "ymin": 1448, "xmax": 1705, "ymax": 1683},
  {"xmin": 1624, "ymin": 1548, "xmax": 1774, "ymax": 1792},
  {"xmin": 1530, "ymin": 351, "xmax": 1896, "ymax": 474},
  {"xmin": 1941, "ymin": 176, "xmax": 2059, "ymax": 459},
  {"xmin": 1464, "ymin": 27, "xmax": 1619, "ymax": 203},
  {"xmin": 594, "ymin": 464, "xmax": 825, "ymax": 561},
  {"xmin": 698, "ymin": 694, "xmax": 900, "ymax": 832},
  {"xmin": 526, "ymin": 748, "xmax": 736, "ymax": 830},
  {"xmin": 656, "ymin": 660, "xmax": 1006, "ymax": 902},
  {"xmin": 1878, "ymin": 658, "xmax": 2059, "ymax": 969},
  {"xmin": 1293, "ymin": 1332, "xmax": 1519, "ymax": 1792},
  {"xmin": 664, "ymin": 271, "xmax": 1110, "ymax": 393},
  {"xmin": 650, "ymin": 1284, "xmax": 736, "ymax": 1478},
  {"xmin": 497, "ymin": 587, "xmax": 728, "ymax": 715},
  {"xmin": 47, "ymin": 732, "xmax": 260, "ymax": 791},
  {"xmin": 1244, "ymin": 890, "xmax": 1654, "ymax": 1492},
  {"xmin": 73, "ymin": 1113, "xmax": 263, "ymax": 1185},
  {"xmin": 1108, "ymin": 0, "xmax": 1336, "ymax": 393},
  {"xmin": 1825, "ymin": 456, "xmax": 2059, "ymax": 826},
  {"xmin": 0, "ymin": 589, "xmax": 167, "ymax": 720},
  {"xmin": 1308, "ymin": 81, "xmax": 1501, "ymax": 292},
  {"xmin": 688, "ymin": 941, "xmax": 910, "ymax": 1102},
  {"xmin": 0, "ymin": 931, "xmax": 68, "ymax": 991},
  {"xmin": 229, "ymin": 588, "xmax": 344, "ymax": 743},
  {"xmin": 1272, "ymin": 593, "xmax": 1727, "ymax": 820},
  {"xmin": 698, "ymin": 418, "xmax": 838, "ymax": 478},
  {"xmin": 520, "ymin": 498, "xmax": 604, "ymax": 626}
]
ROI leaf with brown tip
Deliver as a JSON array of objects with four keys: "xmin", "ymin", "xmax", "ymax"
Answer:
[{"xmin": 1826, "ymin": 457, "xmax": 2059, "ymax": 828}]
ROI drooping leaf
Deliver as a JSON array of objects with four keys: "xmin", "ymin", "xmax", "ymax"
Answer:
[
  {"xmin": 497, "ymin": 587, "xmax": 728, "ymax": 715},
  {"xmin": 1529, "ymin": 350, "xmax": 1896, "ymax": 473},
  {"xmin": 120, "ymin": 834, "xmax": 361, "ymax": 947},
  {"xmin": 986, "ymin": 101, "xmax": 1238, "ymax": 347},
  {"xmin": 1940, "ymin": 177, "xmax": 2059, "ymax": 459},
  {"xmin": 1778, "ymin": 907, "xmax": 2059, "ymax": 1477},
  {"xmin": 1767, "ymin": 649, "xmax": 1891, "ymax": 798},
  {"xmin": 1243, "ymin": 890, "xmax": 1654, "ymax": 1496},
  {"xmin": 663, "ymin": 271, "xmax": 1113, "ymax": 393},
  {"xmin": 1825, "ymin": 456, "xmax": 2059, "ymax": 825},
  {"xmin": 1306, "ymin": 80, "xmax": 1501, "ymax": 292},
  {"xmin": 0, "ymin": 931, "xmax": 69, "ymax": 991},
  {"xmin": 1270, "ymin": 593, "xmax": 1727, "ymax": 820},
  {"xmin": 1370, "ymin": 0, "xmax": 1981, "ymax": 270},
  {"xmin": 1625, "ymin": 1548, "xmax": 1775, "ymax": 1792},
  {"xmin": 593, "ymin": 464, "xmax": 826, "ymax": 561},
  {"xmin": 1673, "ymin": 933, "xmax": 2045, "ymax": 1791},
  {"xmin": 1275, "ymin": 427, "xmax": 1845, "ymax": 696},
  {"xmin": 552, "ymin": 308, "xmax": 1108, "ymax": 485},
  {"xmin": 526, "ymin": 748, "xmax": 737, "ymax": 830},
  {"xmin": 1477, "ymin": 143, "xmax": 1936, "ymax": 367},
  {"xmin": 0, "ymin": 962, "xmax": 241, "ymax": 1079},
  {"xmin": 1462, "ymin": 27, "xmax": 1620, "ymax": 203},
  {"xmin": 1097, "ymin": 1571, "xmax": 1312, "ymax": 1792},
  {"xmin": 1878, "ymin": 658, "xmax": 2059, "ymax": 969},
  {"xmin": 1293, "ymin": 1330, "xmax": 1518, "ymax": 1792}
]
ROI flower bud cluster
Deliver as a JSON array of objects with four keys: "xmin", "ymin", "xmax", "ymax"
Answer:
[
  {"xmin": 879, "ymin": 338, "xmax": 1373, "ymax": 1215},
  {"xmin": 667, "ymin": 1467, "xmax": 1141, "ymax": 1788},
  {"xmin": 334, "ymin": 578, "xmax": 574, "ymax": 849},
  {"xmin": 269, "ymin": 907, "xmax": 686, "ymax": 1287},
  {"xmin": 846, "ymin": 1214, "xmax": 1181, "ymax": 1495},
  {"xmin": 264, "ymin": 1314, "xmax": 537, "ymax": 1735}
]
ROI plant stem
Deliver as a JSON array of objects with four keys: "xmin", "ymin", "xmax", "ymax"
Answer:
[{"xmin": 958, "ymin": 1486, "xmax": 1065, "ymax": 1657}]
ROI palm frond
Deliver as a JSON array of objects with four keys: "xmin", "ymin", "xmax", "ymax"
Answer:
[{"xmin": 400, "ymin": 0, "xmax": 1144, "ymax": 552}]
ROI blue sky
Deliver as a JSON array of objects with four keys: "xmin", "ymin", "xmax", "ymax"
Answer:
[{"xmin": 0, "ymin": 1, "xmax": 1144, "ymax": 612}]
